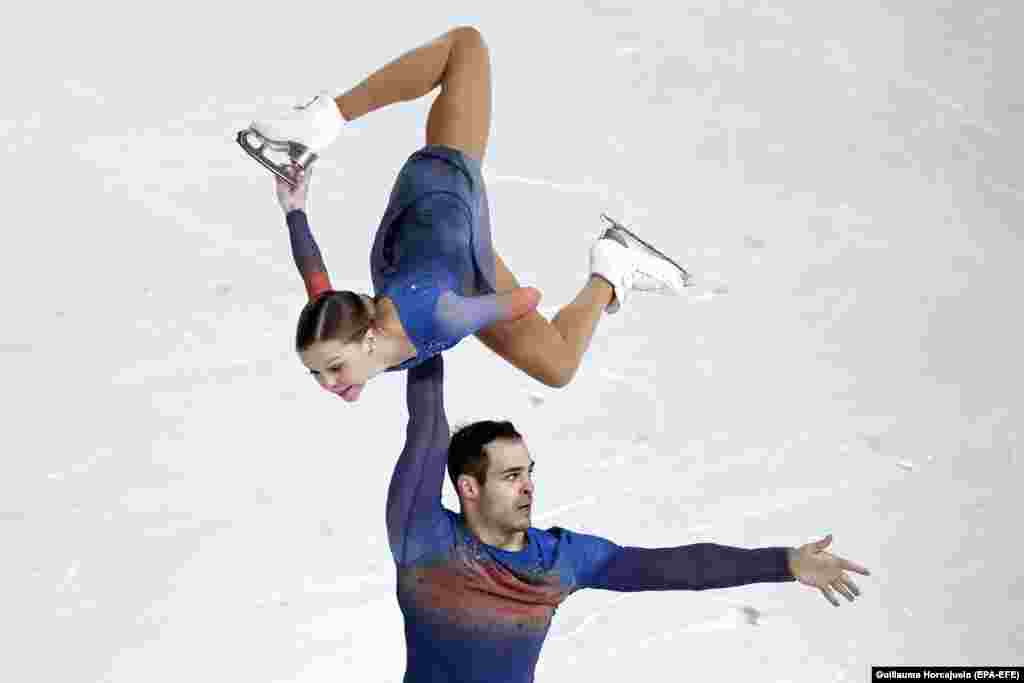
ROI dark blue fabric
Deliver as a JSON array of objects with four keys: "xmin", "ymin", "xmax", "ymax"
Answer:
[
  {"xmin": 388, "ymin": 355, "xmax": 797, "ymax": 682},
  {"xmin": 285, "ymin": 209, "xmax": 333, "ymax": 300},
  {"xmin": 370, "ymin": 145, "xmax": 502, "ymax": 372}
]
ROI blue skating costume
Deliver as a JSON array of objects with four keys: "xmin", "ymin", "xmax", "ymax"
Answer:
[
  {"xmin": 389, "ymin": 354, "xmax": 795, "ymax": 682},
  {"xmin": 286, "ymin": 144, "xmax": 505, "ymax": 370}
]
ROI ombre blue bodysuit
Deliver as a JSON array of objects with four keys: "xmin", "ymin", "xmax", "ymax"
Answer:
[
  {"xmin": 389, "ymin": 354, "xmax": 796, "ymax": 682},
  {"xmin": 286, "ymin": 144, "xmax": 505, "ymax": 371}
]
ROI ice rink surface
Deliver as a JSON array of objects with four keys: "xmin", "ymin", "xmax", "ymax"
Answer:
[{"xmin": 1, "ymin": 0, "xmax": 1021, "ymax": 680}]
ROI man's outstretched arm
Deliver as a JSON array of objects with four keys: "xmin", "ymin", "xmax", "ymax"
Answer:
[
  {"xmin": 572, "ymin": 531, "xmax": 872, "ymax": 607},
  {"xmin": 569, "ymin": 532, "xmax": 796, "ymax": 593},
  {"xmin": 592, "ymin": 542, "xmax": 795, "ymax": 591},
  {"xmin": 385, "ymin": 354, "xmax": 450, "ymax": 566}
]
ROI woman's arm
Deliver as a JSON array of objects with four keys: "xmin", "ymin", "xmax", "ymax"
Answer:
[
  {"xmin": 286, "ymin": 209, "xmax": 333, "ymax": 300},
  {"xmin": 276, "ymin": 165, "xmax": 333, "ymax": 300}
]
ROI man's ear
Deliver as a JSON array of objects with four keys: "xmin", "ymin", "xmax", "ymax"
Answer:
[{"xmin": 457, "ymin": 474, "xmax": 479, "ymax": 500}]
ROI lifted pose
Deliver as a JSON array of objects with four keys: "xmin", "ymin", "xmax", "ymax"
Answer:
[
  {"xmin": 239, "ymin": 27, "xmax": 690, "ymax": 402},
  {"xmin": 386, "ymin": 353, "xmax": 872, "ymax": 681}
]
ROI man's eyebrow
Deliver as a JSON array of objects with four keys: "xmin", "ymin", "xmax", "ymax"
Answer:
[{"xmin": 500, "ymin": 461, "xmax": 536, "ymax": 475}]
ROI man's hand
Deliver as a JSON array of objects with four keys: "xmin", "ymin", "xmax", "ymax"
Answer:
[
  {"xmin": 787, "ymin": 534, "xmax": 871, "ymax": 607},
  {"xmin": 276, "ymin": 162, "xmax": 313, "ymax": 214}
]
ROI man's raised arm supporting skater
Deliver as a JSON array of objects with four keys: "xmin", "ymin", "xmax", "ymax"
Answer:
[{"xmin": 386, "ymin": 354, "xmax": 872, "ymax": 683}]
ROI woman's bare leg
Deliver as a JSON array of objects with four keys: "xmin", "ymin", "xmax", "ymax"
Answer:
[
  {"xmin": 475, "ymin": 252, "xmax": 615, "ymax": 388},
  {"xmin": 332, "ymin": 26, "xmax": 610, "ymax": 386},
  {"xmin": 334, "ymin": 27, "xmax": 474, "ymax": 125}
]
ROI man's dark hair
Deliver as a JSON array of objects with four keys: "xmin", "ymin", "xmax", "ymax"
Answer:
[{"xmin": 447, "ymin": 420, "xmax": 522, "ymax": 491}]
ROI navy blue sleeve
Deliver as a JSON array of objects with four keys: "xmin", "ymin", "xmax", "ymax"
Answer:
[
  {"xmin": 562, "ymin": 529, "xmax": 795, "ymax": 592},
  {"xmin": 386, "ymin": 280, "xmax": 518, "ymax": 365},
  {"xmin": 390, "ymin": 191, "xmax": 514, "ymax": 350},
  {"xmin": 433, "ymin": 289, "xmax": 513, "ymax": 342},
  {"xmin": 385, "ymin": 354, "xmax": 452, "ymax": 566},
  {"xmin": 285, "ymin": 209, "xmax": 332, "ymax": 300}
]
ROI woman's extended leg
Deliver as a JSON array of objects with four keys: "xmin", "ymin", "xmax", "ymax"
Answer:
[
  {"xmin": 476, "ymin": 252, "xmax": 614, "ymax": 388},
  {"xmin": 332, "ymin": 25, "xmax": 613, "ymax": 387},
  {"xmin": 334, "ymin": 26, "xmax": 490, "ymax": 162}
]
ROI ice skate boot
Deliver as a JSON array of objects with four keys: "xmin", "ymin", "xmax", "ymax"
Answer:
[
  {"xmin": 236, "ymin": 90, "xmax": 343, "ymax": 187},
  {"xmin": 590, "ymin": 216, "xmax": 692, "ymax": 314},
  {"xmin": 599, "ymin": 213, "xmax": 692, "ymax": 285}
]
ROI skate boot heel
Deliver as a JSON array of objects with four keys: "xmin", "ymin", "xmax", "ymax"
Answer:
[{"xmin": 238, "ymin": 90, "xmax": 341, "ymax": 187}]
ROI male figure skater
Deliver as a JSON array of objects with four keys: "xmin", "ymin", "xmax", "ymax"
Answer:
[{"xmin": 387, "ymin": 354, "xmax": 872, "ymax": 682}]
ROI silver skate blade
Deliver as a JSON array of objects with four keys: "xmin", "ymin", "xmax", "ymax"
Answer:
[
  {"xmin": 599, "ymin": 213, "xmax": 693, "ymax": 285},
  {"xmin": 235, "ymin": 129, "xmax": 318, "ymax": 188}
]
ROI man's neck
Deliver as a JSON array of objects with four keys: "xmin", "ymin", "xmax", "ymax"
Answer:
[{"xmin": 463, "ymin": 513, "xmax": 528, "ymax": 552}]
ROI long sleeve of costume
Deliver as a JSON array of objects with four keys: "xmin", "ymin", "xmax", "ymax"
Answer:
[
  {"xmin": 385, "ymin": 354, "xmax": 450, "ymax": 565},
  {"xmin": 286, "ymin": 209, "xmax": 333, "ymax": 300},
  {"xmin": 565, "ymin": 531, "xmax": 795, "ymax": 592},
  {"xmin": 384, "ymin": 276, "xmax": 517, "ymax": 371}
]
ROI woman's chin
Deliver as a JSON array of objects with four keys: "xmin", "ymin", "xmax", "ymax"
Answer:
[{"xmin": 339, "ymin": 383, "xmax": 365, "ymax": 402}]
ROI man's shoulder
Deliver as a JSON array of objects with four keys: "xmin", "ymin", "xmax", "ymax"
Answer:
[
  {"xmin": 535, "ymin": 525, "xmax": 618, "ymax": 559},
  {"xmin": 532, "ymin": 524, "xmax": 583, "ymax": 553},
  {"xmin": 392, "ymin": 506, "xmax": 459, "ymax": 568},
  {"xmin": 534, "ymin": 524, "xmax": 575, "ymax": 539}
]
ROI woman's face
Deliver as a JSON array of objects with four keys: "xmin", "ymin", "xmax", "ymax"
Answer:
[{"xmin": 299, "ymin": 337, "xmax": 376, "ymax": 402}]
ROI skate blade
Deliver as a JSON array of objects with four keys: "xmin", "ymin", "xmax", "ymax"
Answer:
[
  {"xmin": 236, "ymin": 129, "xmax": 318, "ymax": 188},
  {"xmin": 600, "ymin": 213, "xmax": 693, "ymax": 285}
]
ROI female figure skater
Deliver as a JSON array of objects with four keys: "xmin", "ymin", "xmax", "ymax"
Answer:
[{"xmin": 241, "ymin": 27, "xmax": 690, "ymax": 402}]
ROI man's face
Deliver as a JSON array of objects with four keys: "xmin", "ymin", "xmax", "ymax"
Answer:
[
  {"xmin": 477, "ymin": 438, "xmax": 535, "ymax": 533},
  {"xmin": 298, "ymin": 337, "xmax": 376, "ymax": 402}
]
